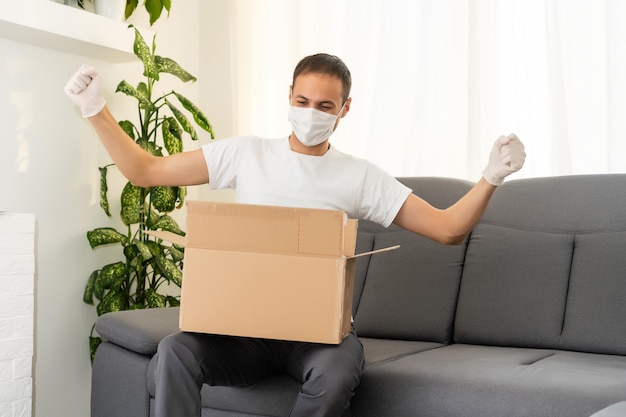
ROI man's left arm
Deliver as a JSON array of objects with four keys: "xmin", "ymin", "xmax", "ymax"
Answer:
[{"xmin": 393, "ymin": 134, "xmax": 526, "ymax": 245}]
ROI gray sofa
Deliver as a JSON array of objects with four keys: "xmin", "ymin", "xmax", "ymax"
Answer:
[{"xmin": 91, "ymin": 175, "xmax": 626, "ymax": 417}]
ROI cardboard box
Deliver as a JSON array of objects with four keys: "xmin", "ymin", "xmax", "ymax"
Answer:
[{"xmin": 148, "ymin": 201, "xmax": 398, "ymax": 344}]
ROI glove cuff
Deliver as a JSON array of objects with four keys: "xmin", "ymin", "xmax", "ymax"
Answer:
[
  {"xmin": 482, "ymin": 167, "xmax": 504, "ymax": 187},
  {"xmin": 81, "ymin": 98, "xmax": 106, "ymax": 118}
]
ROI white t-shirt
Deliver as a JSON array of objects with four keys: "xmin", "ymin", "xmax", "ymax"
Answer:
[{"xmin": 201, "ymin": 136, "xmax": 412, "ymax": 228}]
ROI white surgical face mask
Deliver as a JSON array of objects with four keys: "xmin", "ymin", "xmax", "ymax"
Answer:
[{"xmin": 288, "ymin": 103, "xmax": 345, "ymax": 147}]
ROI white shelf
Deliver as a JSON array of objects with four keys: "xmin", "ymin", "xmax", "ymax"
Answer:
[{"xmin": 0, "ymin": 0, "xmax": 153, "ymax": 63}]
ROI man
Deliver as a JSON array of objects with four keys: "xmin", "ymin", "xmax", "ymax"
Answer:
[{"xmin": 65, "ymin": 53, "xmax": 525, "ymax": 417}]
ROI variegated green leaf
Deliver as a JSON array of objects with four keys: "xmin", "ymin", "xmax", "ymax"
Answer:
[
  {"xmin": 131, "ymin": 26, "xmax": 159, "ymax": 79},
  {"xmin": 145, "ymin": 240, "xmax": 164, "ymax": 257},
  {"xmin": 166, "ymin": 116, "xmax": 183, "ymax": 138},
  {"xmin": 89, "ymin": 336, "xmax": 102, "ymax": 364},
  {"xmin": 137, "ymin": 82, "xmax": 152, "ymax": 109},
  {"xmin": 118, "ymin": 120, "xmax": 136, "ymax": 139},
  {"xmin": 93, "ymin": 276, "xmax": 104, "ymax": 300},
  {"xmin": 97, "ymin": 290, "xmax": 127, "ymax": 316},
  {"xmin": 94, "ymin": 262, "xmax": 125, "ymax": 301},
  {"xmin": 98, "ymin": 167, "xmax": 111, "ymax": 217},
  {"xmin": 111, "ymin": 273, "xmax": 129, "ymax": 292},
  {"xmin": 165, "ymin": 99, "xmax": 198, "ymax": 141},
  {"xmin": 121, "ymin": 182, "xmax": 142, "ymax": 225},
  {"xmin": 155, "ymin": 56, "xmax": 196, "ymax": 83},
  {"xmin": 97, "ymin": 262, "xmax": 127, "ymax": 289},
  {"xmin": 166, "ymin": 295, "xmax": 180, "ymax": 307},
  {"xmin": 137, "ymin": 81, "xmax": 149, "ymax": 97},
  {"xmin": 145, "ymin": 289, "xmax": 166, "ymax": 308},
  {"xmin": 136, "ymin": 138, "xmax": 163, "ymax": 156},
  {"xmin": 124, "ymin": 244, "xmax": 140, "ymax": 265},
  {"xmin": 145, "ymin": 207, "xmax": 161, "ymax": 229},
  {"xmin": 174, "ymin": 92, "xmax": 214, "ymax": 138},
  {"xmin": 169, "ymin": 246, "xmax": 184, "ymax": 262},
  {"xmin": 152, "ymin": 186, "xmax": 177, "ymax": 213},
  {"xmin": 83, "ymin": 270, "xmax": 99, "ymax": 305},
  {"xmin": 155, "ymin": 254, "xmax": 182, "ymax": 287},
  {"xmin": 87, "ymin": 227, "xmax": 127, "ymax": 249},
  {"xmin": 127, "ymin": 242, "xmax": 143, "ymax": 260},
  {"xmin": 162, "ymin": 117, "xmax": 183, "ymax": 155},
  {"xmin": 116, "ymin": 80, "xmax": 156, "ymax": 111},
  {"xmin": 176, "ymin": 185, "xmax": 187, "ymax": 209},
  {"xmin": 133, "ymin": 240, "xmax": 153, "ymax": 261},
  {"xmin": 151, "ymin": 214, "xmax": 185, "ymax": 236}
]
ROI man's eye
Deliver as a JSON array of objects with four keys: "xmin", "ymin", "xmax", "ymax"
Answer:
[{"xmin": 297, "ymin": 101, "xmax": 307, "ymax": 105}]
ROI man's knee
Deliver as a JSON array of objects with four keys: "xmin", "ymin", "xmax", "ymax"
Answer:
[
  {"xmin": 157, "ymin": 332, "xmax": 186, "ymax": 355},
  {"xmin": 155, "ymin": 332, "xmax": 204, "ymax": 374},
  {"xmin": 304, "ymin": 349, "xmax": 362, "ymax": 394}
]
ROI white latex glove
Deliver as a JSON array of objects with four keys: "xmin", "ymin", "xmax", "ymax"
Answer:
[
  {"xmin": 482, "ymin": 134, "xmax": 526, "ymax": 186},
  {"xmin": 64, "ymin": 64, "xmax": 106, "ymax": 118}
]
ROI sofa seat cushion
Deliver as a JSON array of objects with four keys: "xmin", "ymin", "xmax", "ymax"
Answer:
[
  {"xmin": 360, "ymin": 337, "xmax": 444, "ymax": 367},
  {"xmin": 145, "ymin": 337, "xmax": 442, "ymax": 416},
  {"xmin": 352, "ymin": 344, "xmax": 626, "ymax": 417}
]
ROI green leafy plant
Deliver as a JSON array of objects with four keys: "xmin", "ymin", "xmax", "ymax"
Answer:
[
  {"xmin": 78, "ymin": 0, "xmax": 171, "ymax": 26},
  {"xmin": 83, "ymin": 25, "xmax": 214, "ymax": 361},
  {"xmin": 125, "ymin": 0, "xmax": 171, "ymax": 26}
]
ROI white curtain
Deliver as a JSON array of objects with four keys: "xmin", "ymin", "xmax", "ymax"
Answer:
[{"xmin": 223, "ymin": 0, "xmax": 626, "ymax": 180}]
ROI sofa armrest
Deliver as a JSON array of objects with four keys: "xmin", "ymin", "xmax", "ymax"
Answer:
[{"xmin": 95, "ymin": 307, "xmax": 179, "ymax": 355}]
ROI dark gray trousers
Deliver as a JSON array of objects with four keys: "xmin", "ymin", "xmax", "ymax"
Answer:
[{"xmin": 153, "ymin": 326, "xmax": 364, "ymax": 417}]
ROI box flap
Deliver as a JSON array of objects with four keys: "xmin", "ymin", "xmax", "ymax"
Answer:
[
  {"xmin": 144, "ymin": 230, "xmax": 186, "ymax": 246},
  {"xmin": 185, "ymin": 201, "xmax": 349, "ymax": 257},
  {"xmin": 144, "ymin": 210, "xmax": 396, "ymax": 259},
  {"xmin": 349, "ymin": 245, "xmax": 401, "ymax": 259}
]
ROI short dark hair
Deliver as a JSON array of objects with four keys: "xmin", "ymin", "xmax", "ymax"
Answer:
[{"xmin": 292, "ymin": 53, "xmax": 352, "ymax": 104}]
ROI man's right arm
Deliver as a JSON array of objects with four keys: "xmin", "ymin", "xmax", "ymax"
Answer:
[{"xmin": 65, "ymin": 65, "xmax": 209, "ymax": 188}]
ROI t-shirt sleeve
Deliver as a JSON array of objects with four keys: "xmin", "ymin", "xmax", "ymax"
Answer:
[
  {"xmin": 201, "ymin": 136, "xmax": 250, "ymax": 190},
  {"xmin": 357, "ymin": 163, "xmax": 412, "ymax": 228}
]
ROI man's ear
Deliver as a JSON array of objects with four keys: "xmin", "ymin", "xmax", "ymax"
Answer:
[
  {"xmin": 288, "ymin": 85, "xmax": 293, "ymax": 103},
  {"xmin": 341, "ymin": 97, "xmax": 352, "ymax": 118}
]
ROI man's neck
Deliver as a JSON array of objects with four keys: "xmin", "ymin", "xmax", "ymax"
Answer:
[{"xmin": 288, "ymin": 134, "xmax": 330, "ymax": 156}]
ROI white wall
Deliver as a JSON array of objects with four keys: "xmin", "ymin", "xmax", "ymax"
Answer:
[{"xmin": 0, "ymin": 2, "xmax": 205, "ymax": 416}]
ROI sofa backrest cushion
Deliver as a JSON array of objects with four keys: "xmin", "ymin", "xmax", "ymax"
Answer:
[
  {"xmin": 454, "ymin": 174, "xmax": 626, "ymax": 355},
  {"xmin": 353, "ymin": 177, "xmax": 473, "ymax": 343},
  {"xmin": 454, "ymin": 223, "xmax": 572, "ymax": 348},
  {"xmin": 559, "ymin": 231, "xmax": 626, "ymax": 355}
]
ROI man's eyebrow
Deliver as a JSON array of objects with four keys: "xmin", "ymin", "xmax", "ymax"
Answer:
[
  {"xmin": 308, "ymin": 97, "xmax": 336, "ymax": 105},
  {"xmin": 293, "ymin": 94, "xmax": 337, "ymax": 107}
]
